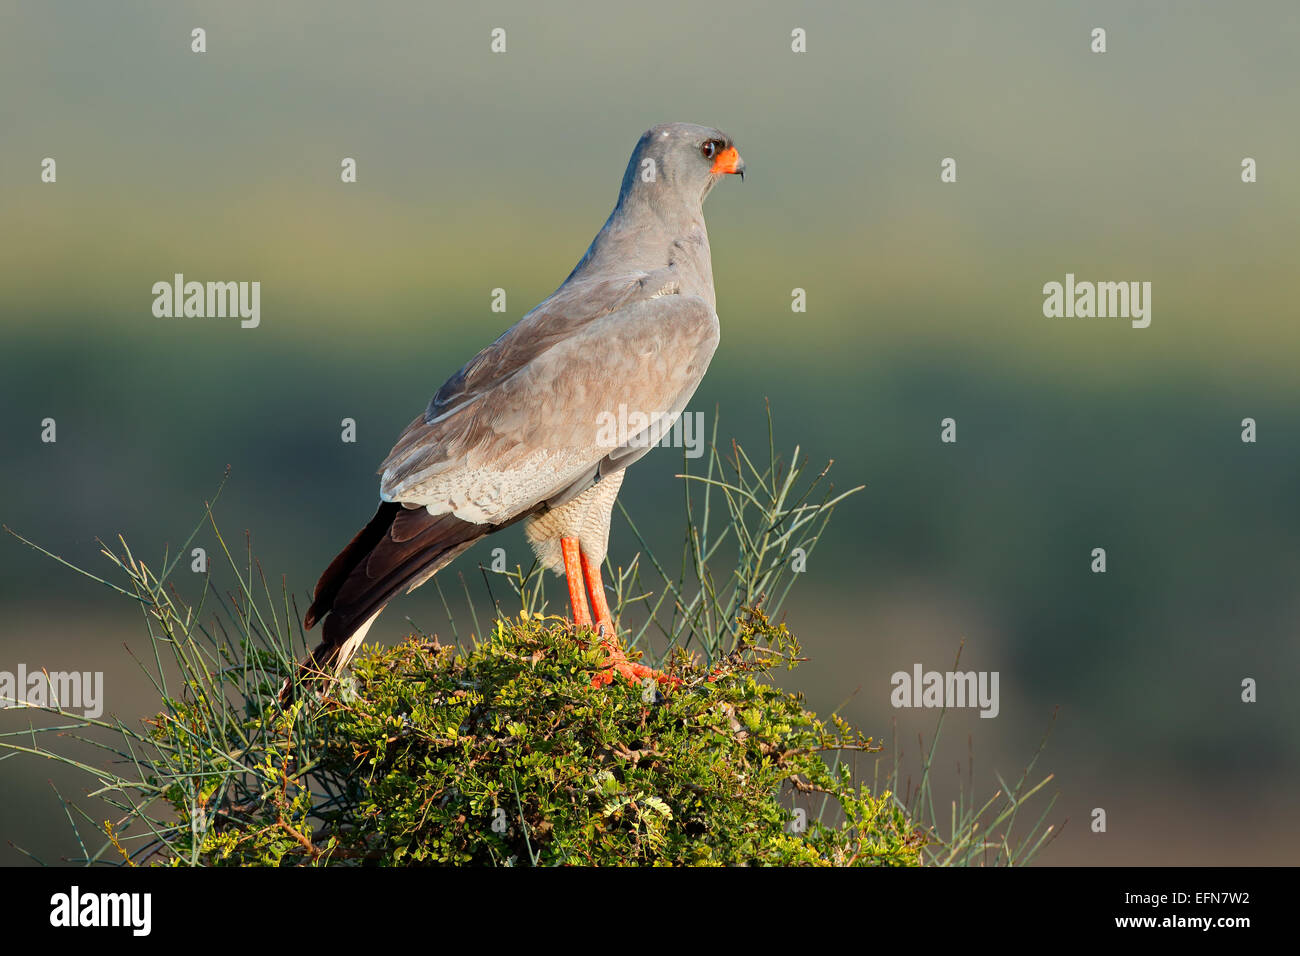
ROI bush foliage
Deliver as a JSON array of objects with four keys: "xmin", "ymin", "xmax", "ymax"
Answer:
[{"xmin": 175, "ymin": 611, "xmax": 923, "ymax": 866}]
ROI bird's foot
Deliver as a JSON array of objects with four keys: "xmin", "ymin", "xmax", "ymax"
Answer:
[{"xmin": 590, "ymin": 634, "xmax": 680, "ymax": 690}]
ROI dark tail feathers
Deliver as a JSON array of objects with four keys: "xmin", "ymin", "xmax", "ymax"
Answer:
[{"xmin": 281, "ymin": 503, "xmax": 489, "ymax": 703}]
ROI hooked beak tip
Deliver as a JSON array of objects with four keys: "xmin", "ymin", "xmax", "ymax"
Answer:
[{"xmin": 710, "ymin": 146, "xmax": 746, "ymax": 178}]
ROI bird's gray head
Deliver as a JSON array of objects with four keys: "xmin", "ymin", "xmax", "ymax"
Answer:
[
  {"xmin": 563, "ymin": 122, "xmax": 744, "ymax": 287},
  {"xmin": 615, "ymin": 122, "xmax": 745, "ymax": 214}
]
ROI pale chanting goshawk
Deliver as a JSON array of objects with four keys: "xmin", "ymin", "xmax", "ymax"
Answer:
[{"xmin": 284, "ymin": 123, "xmax": 745, "ymax": 700}]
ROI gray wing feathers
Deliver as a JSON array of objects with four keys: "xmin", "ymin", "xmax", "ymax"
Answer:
[{"xmin": 379, "ymin": 285, "xmax": 718, "ymax": 525}]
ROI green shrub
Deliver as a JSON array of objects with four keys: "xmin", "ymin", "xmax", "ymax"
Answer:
[{"xmin": 173, "ymin": 610, "xmax": 922, "ymax": 866}]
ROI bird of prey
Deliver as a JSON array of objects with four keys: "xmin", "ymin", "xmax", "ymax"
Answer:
[{"xmin": 287, "ymin": 122, "xmax": 744, "ymax": 699}]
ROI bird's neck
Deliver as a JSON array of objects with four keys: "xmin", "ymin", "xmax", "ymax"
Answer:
[{"xmin": 568, "ymin": 201, "xmax": 714, "ymax": 303}]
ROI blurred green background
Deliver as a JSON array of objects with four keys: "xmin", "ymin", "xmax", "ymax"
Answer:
[{"xmin": 2, "ymin": 1, "xmax": 1297, "ymax": 864}]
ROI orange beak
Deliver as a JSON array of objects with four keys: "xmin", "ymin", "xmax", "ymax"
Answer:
[{"xmin": 710, "ymin": 146, "xmax": 745, "ymax": 179}]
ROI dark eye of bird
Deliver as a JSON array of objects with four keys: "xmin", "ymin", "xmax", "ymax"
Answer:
[{"xmin": 701, "ymin": 141, "xmax": 718, "ymax": 160}]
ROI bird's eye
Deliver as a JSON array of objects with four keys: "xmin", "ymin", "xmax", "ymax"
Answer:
[{"xmin": 701, "ymin": 141, "xmax": 718, "ymax": 160}]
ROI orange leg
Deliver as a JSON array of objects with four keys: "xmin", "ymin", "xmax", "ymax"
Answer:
[
  {"xmin": 581, "ymin": 549, "xmax": 616, "ymax": 638},
  {"xmin": 560, "ymin": 536, "xmax": 592, "ymax": 630},
  {"xmin": 581, "ymin": 548, "xmax": 675, "ymax": 688}
]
